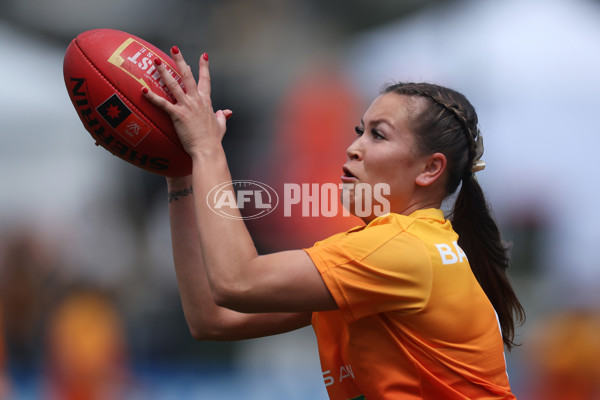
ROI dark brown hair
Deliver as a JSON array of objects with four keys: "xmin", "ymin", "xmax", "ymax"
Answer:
[{"xmin": 383, "ymin": 82, "xmax": 525, "ymax": 349}]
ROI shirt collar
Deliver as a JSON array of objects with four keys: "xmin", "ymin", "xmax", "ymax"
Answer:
[
  {"xmin": 368, "ymin": 208, "xmax": 446, "ymax": 226},
  {"xmin": 406, "ymin": 208, "xmax": 446, "ymax": 222},
  {"xmin": 345, "ymin": 208, "xmax": 446, "ymax": 234}
]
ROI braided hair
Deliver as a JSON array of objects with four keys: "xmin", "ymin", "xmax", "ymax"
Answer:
[{"xmin": 383, "ymin": 82, "xmax": 525, "ymax": 349}]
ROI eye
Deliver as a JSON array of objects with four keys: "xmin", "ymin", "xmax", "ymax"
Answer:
[
  {"xmin": 371, "ymin": 129, "xmax": 385, "ymax": 140},
  {"xmin": 354, "ymin": 126, "xmax": 364, "ymax": 136}
]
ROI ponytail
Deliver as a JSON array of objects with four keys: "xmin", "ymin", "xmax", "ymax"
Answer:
[{"xmin": 451, "ymin": 175, "xmax": 525, "ymax": 350}]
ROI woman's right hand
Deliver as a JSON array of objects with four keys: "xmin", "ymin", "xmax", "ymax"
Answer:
[{"xmin": 142, "ymin": 48, "xmax": 231, "ymax": 159}]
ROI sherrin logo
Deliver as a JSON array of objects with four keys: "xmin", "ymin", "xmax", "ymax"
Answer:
[
  {"xmin": 96, "ymin": 93, "xmax": 151, "ymax": 146},
  {"xmin": 207, "ymin": 180, "xmax": 279, "ymax": 220}
]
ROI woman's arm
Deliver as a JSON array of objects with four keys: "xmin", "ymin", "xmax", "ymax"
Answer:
[
  {"xmin": 145, "ymin": 49, "xmax": 337, "ymax": 315},
  {"xmin": 166, "ymin": 175, "xmax": 313, "ymax": 340}
]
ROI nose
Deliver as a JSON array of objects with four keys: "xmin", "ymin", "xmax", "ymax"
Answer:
[{"xmin": 346, "ymin": 137, "xmax": 363, "ymax": 161}]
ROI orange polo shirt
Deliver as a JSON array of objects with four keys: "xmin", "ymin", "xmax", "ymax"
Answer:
[{"xmin": 305, "ymin": 209, "xmax": 515, "ymax": 400}]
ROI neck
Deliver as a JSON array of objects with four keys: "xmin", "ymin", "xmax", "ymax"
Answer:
[
  {"xmin": 399, "ymin": 200, "xmax": 442, "ymax": 216},
  {"xmin": 398, "ymin": 185, "xmax": 446, "ymax": 216}
]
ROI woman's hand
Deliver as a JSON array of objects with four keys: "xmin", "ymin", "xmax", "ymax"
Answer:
[{"xmin": 142, "ymin": 47, "xmax": 232, "ymax": 158}]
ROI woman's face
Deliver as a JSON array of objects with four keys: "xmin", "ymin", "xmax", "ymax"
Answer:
[{"xmin": 341, "ymin": 93, "xmax": 432, "ymax": 221}]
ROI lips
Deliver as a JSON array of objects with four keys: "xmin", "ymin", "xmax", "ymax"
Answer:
[{"xmin": 341, "ymin": 165, "xmax": 358, "ymax": 182}]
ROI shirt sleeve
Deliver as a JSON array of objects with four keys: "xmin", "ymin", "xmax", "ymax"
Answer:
[{"xmin": 305, "ymin": 228, "xmax": 433, "ymax": 324}]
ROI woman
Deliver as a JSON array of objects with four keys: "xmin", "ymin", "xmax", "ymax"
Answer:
[{"xmin": 143, "ymin": 48, "xmax": 525, "ymax": 399}]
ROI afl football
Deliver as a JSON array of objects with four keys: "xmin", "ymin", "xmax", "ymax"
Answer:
[{"xmin": 63, "ymin": 29, "xmax": 191, "ymax": 176}]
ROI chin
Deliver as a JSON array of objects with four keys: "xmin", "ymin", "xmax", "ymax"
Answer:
[{"xmin": 340, "ymin": 184, "xmax": 391, "ymax": 222}]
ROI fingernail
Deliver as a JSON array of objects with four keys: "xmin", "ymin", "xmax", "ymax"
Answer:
[
  {"xmin": 226, "ymin": 113, "xmax": 232, "ymax": 120},
  {"xmin": 141, "ymin": 87, "xmax": 149, "ymax": 94},
  {"xmin": 202, "ymin": 53, "xmax": 209, "ymax": 61},
  {"xmin": 154, "ymin": 58, "xmax": 162, "ymax": 66},
  {"xmin": 171, "ymin": 46, "xmax": 180, "ymax": 55}
]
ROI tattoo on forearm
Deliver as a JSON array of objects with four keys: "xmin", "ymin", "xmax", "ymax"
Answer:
[{"xmin": 168, "ymin": 185, "xmax": 193, "ymax": 203}]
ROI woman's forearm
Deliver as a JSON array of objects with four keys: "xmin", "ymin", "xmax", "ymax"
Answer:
[
  {"xmin": 167, "ymin": 177, "xmax": 313, "ymax": 339},
  {"xmin": 189, "ymin": 147, "xmax": 261, "ymax": 305},
  {"xmin": 167, "ymin": 177, "xmax": 224, "ymax": 339}
]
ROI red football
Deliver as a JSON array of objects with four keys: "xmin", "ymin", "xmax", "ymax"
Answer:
[{"xmin": 63, "ymin": 29, "xmax": 191, "ymax": 176}]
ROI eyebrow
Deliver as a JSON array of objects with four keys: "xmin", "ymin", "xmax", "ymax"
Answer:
[{"xmin": 360, "ymin": 118, "xmax": 394, "ymax": 128}]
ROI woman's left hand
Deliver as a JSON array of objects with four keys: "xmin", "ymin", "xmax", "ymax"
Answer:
[{"xmin": 142, "ymin": 47, "xmax": 232, "ymax": 158}]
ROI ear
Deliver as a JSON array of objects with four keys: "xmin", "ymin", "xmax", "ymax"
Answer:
[{"xmin": 415, "ymin": 152, "xmax": 447, "ymax": 187}]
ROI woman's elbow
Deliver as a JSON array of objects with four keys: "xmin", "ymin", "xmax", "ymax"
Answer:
[
  {"xmin": 183, "ymin": 307, "xmax": 228, "ymax": 341},
  {"xmin": 188, "ymin": 324, "xmax": 219, "ymax": 341},
  {"xmin": 184, "ymin": 298, "xmax": 246, "ymax": 341},
  {"xmin": 187, "ymin": 317, "xmax": 235, "ymax": 341}
]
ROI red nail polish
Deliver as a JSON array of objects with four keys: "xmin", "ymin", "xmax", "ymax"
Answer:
[
  {"xmin": 202, "ymin": 53, "xmax": 209, "ymax": 61},
  {"xmin": 154, "ymin": 58, "xmax": 162, "ymax": 66},
  {"xmin": 141, "ymin": 87, "xmax": 149, "ymax": 94},
  {"xmin": 171, "ymin": 46, "xmax": 180, "ymax": 55},
  {"xmin": 225, "ymin": 113, "xmax": 232, "ymax": 120}
]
